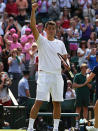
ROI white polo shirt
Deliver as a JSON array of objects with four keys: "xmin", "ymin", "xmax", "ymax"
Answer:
[{"xmin": 37, "ymin": 34, "xmax": 67, "ymax": 74}]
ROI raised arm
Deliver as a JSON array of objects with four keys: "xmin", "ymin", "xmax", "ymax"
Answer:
[{"xmin": 30, "ymin": 3, "xmax": 39, "ymax": 41}]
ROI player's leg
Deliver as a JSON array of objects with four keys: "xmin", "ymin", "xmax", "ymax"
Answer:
[
  {"xmin": 51, "ymin": 74, "xmax": 64, "ymax": 131},
  {"xmin": 52, "ymin": 101, "xmax": 61, "ymax": 131},
  {"xmin": 75, "ymin": 107, "xmax": 81, "ymax": 128},
  {"xmin": 27, "ymin": 100, "xmax": 43, "ymax": 131},
  {"xmin": 94, "ymin": 100, "xmax": 98, "ymax": 128},
  {"xmin": 83, "ymin": 94, "xmax": 89, "ymax": 119},
  {"xmin": 83, "ymin": 106, "xmax": 88, "ymax": 119},
  {"xmin": 75, "ymin": 94, "xmax": 83, "ymax": 128},
  {"xmin": 27, "ymin": 72, "xmax": 50, "ymax": 131}
]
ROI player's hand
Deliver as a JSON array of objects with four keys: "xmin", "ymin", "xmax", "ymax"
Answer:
[{"xmin": 32, "ymin": 3, "xmax": 38, "ymax": 11}]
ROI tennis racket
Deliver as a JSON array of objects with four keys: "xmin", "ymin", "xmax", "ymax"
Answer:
[{"xmin": 57, "ymin": 53, "xmax": 74, "ymax": 78}]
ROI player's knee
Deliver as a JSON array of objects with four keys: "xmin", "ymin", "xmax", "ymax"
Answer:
[
  {"xmin": 53, "ymin": 101, "xmax": 61, "ymax": 108},
  {"xmin": 34, "ymin": 100, "xmax": 43, "ymax": 108}
]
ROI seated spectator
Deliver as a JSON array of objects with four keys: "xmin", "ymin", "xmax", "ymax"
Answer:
[
  {"xmin": 17, "ymin": 47, "xmax": 25, "ymax": 73},
  {"xmin": 21, "ymin": 19, "xmax": 30, "ymax": 35},
  {"xmin": 80, "ymin": 16, "xmax": 94, "ymax": 41},
  {"xmin": 0, "ymin": 0, "xmax": 6, "ymax": 18},
  {"xmin": 73, "ymin": 16, "xmax": 81, "ymax": 32},
  {"xmin": 5, "ymin": 17, "xmax": 20, "ymax": 35},
  {"xmin": 36, "ymin": 0, "xmax": 49, "ymax": 23},
  {"xmin": 59, "ymin": 0, "xmax": 67, "ymax": 10},
  {"xmin": 77, "ymin": 41, "xmax": 89, "ymax": 67},
  {"xmin": 1, "ymin": 43, "xmax": 10, "ymax": 72},
  {"xmin": 48, "ymin": 0, "xmax": 60, "ymax": 21},
  {"xmin": 18, "ymin": 70, "xmax": 30, "ymax": 105},
  {"xmin": 78, "ymin": 0, "xmax": 92, "ymax": 9},
  {"xmin": 24, "ymin": 34, "xmax": 34, "ymax": 69},
  {"xmin": 68, "ymin": 28, "xmax": 78, "ymax": 53},
  {"xmin": 5, "ymin": 0, "xmax": 18, "ymax": 17},
  {"xmin": 83, "ymin": 3, "xmax": 95, "ymax": 24},
  {"xmin": 60, "ymin": 7, "xmax": 70, "ymax": 32},
  {"xmin": 16, "ymin": 0, "xmax": 28, "ymax": 26},
  {"xmin": 86, "ymin": 47, "xmax": 98, "ymax": 71},
  {"xmin": 65, "ymin": 80, "xmax": 76, "ymax": 99},
  {"xmin": 20, "ymin": 35, "xmax": 28, "ymax": 54},
  {"xmin": 16, "ymin": 9, "xmax": 28, "ymax": 27},
  {"xmin": 4, "ymin": 28, "xmax": 16, "ymax": 43},
  {"xmin": 0, "ymin": 62, "xmax": 12, "ymax": 106},
  {"xmin": 94, "ymin": 19, "xmax": 98, "ymax": 38},
  {"xmin": 8, "ymin": 49, "xmax": 22, "ymax": 79},
  {"xmin": 22, "ymin": 27, "xmax": 31, "ymax": 40},
  {"xmin": 87, "ymin": 32, "xmax": 97, "ymax": 49},
  {"xmin": 16, "ymin": 0, "xmax": 28, "ymax": 16},
  {"xmin": 0, "ymin": 12, "xmax": 8, "ymax": 36},
  {"xmin": 9, "ymin": 33, "xmax": 22, "ymax": 50}
]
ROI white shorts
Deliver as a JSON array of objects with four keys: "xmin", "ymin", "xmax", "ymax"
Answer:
[{"xmin": 36, "ymin": 71, "xmax": 64, "ymax": 102}]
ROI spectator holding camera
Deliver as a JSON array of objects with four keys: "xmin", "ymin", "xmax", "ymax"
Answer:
[
  {"xmin": 0, "ymin": 62, "xmax": 12, "ymax": 106},
  {"xmin": 65, "ymin": 80, "xmax": 76, "ymax": 99},
  {"xmin": 8, "ymin": 49, "xmax": 22, "ymax": 79}
]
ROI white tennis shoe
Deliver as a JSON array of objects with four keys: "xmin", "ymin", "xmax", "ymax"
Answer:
[{"xmin": 86, "ymin": 126, "xmax": 98, "ymax": 131}]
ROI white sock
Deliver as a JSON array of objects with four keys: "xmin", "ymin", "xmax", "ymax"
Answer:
[
  {"xmin": 53, "ymin": 119, "xmax": 60, "ymax": 130},
  {"xmin": 28, "ymin": 118, "xmax": 35, "ymax": 129},
  {"xmin": 75, "ymin": 120, "xmax": 79, "ymax": 128}
]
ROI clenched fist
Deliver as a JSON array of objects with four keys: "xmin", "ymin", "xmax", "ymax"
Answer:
[{"xmin": 32, "ymin": 3, "xmax": 38, "ymax": 11}]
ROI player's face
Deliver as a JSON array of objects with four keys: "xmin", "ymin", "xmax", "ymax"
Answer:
[{"xmin": 45, "ymin": 25, "xmax": 56, "ymax": 38}]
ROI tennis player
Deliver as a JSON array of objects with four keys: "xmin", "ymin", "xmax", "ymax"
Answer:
[{"xmin": 27, "ymin": 3, "xmax": 68, "ymax": 131}]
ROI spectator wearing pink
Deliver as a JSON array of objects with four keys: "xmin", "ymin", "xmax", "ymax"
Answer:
[
  {"xmin": 10, "ymin": 33, "xmax": 22, "ymax": 50},
  {"xmin": 20, "ymin": 35, "xmax": 28, "ymax": 54},
  {"xmin": 4, "ymin": 28, "xmax": 16, "ymax": 44},
  {"xmin": 24, "ymin": 34, "xmax": 34, "ymax": 60},
  {"xmin": 24, "ymin": 34, "xmax": 34, "ymax": 69},
  {"xmin": 24, "ymin": 27, "xmax": 31, "ymax": 37},
  {"xmin": 22, "ymin": 27, "xmax": 31, "ymax": 42}
]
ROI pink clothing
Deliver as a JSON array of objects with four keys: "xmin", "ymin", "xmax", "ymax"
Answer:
[
  {"xmin": 38, "ymin": 0, "xmax": 49, "ymax": 13},
  {"xmin": 21, "ymin": 45, "xmax": 25, "ymax": 54},
  {"xmin": 10, "ymin": 42, "xmax": 22, "ymax": 50},
  {"xmin": 7, "ymin": 35, "xmax": 13, "ymax": 41},
  {"xmin": 24, "ymin": 42, "xmax": 32, "ymax": 60},
  {"xmin": 22, "ymin": 35, "xmax": 29, "ymax": 42},
  {"xmin": 0, "ymin": 46, "xmax": 2, "ymax": 53}
]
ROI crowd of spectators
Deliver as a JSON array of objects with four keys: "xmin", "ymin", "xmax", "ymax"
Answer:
[{"xmin": 0, "ymin": 0, "xmax": 98, "ymax": 129}]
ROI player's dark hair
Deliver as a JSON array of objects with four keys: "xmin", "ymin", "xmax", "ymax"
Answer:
[{"xmin": 45, "ymin": 21, "xmax": 56, "ymax": 28}]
